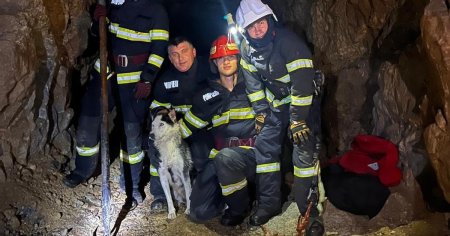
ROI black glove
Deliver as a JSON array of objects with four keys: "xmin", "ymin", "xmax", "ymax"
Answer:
[
  {"xmin": 255, "ymin": 113, "xmax": 266, "ymax": 134},
  {"xmin": 134, "ymin": 81, "xmax": 151, "ymax": 99},
  {"xmin": 93, "ymin": 4, "xmax": 107, "ymax": 21},
  {"xmin": 289, "ymin": 120, "xmax": 310, "ymax": 145}
]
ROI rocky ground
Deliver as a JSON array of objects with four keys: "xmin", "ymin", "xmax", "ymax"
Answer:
[{"xmin": 0, "ymin": 154, "xmax": 449, "ymax": 236}]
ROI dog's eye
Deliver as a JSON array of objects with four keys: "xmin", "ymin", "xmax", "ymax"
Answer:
[{"xmin": 159, "ymin": 123, "xmax": 164, "ymax": 127}]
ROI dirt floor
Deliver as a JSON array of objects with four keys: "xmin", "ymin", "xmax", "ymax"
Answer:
[{"xmin": 0, "ymin": 154, "xmax": 449, "ymax": 236}]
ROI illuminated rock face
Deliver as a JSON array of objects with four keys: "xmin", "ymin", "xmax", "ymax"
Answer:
[
  {"xmin": 0, "ymin": 0, "xmax": 90, "ymax": 177},
  {"xmin": 421, "ymin": 0, "xmax": 450, "ymax": 203}
]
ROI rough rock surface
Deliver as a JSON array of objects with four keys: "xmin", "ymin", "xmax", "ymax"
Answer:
[
  {"xmin": 0, "ymin": 0, "xmax": 90, "ymax": 179},
  {"xmin": 421, "ymin": 0, "xmax": 450, "ymax": 203}
]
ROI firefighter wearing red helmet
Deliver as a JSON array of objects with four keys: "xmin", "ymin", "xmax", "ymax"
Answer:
[
  {"xmin": 180, "ymin": 35, "xmax": 257, "ymax": 226},
  {"xmin": 209, "ymin": 35, "xmax": 240, "ymax": 59}
]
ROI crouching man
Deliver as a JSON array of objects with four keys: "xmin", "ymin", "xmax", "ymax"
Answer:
[{"xmin": 180, "ymin": 35, "xmax": 257, "ymax": 225}]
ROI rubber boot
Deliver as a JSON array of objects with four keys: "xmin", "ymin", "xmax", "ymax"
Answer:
[
  {"xmin": 63, "ymin": 153, "xmax": 98, "ymax": 188},
  {"xmin": 120, "ymin": 161, "xmax": 144, "ymax": 203},
  {"xmin": 306, "ymin": 216, "xmax": 324, "ymax": 236}
]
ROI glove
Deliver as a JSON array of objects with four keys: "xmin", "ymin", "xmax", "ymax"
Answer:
[
  {"xmin": 134, "ymin": 81, "xmax": 151, "ymax": 99},
  {"xmin": 93, "ymin": 4, "xmax": 107, "ymax": 21},
  {"xmin": 255, "ymin": 113, "xmax": 266, "ymax": 134},
  {"xmin": 289, "ymin": 120, "xmax": 311, "ymax": 145}
]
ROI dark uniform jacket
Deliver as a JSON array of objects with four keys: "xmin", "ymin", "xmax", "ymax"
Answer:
[
  {"xmin": 240, "ymin": 27, "xmax": 315, "ymax": 121},
  {"xmin": 179, "ymin": 74, "xmax": 256, "ymax": 157},
  {"xmin": 150, "ymin": 57, "xmax": 211, "ymax": 114},
  {"xmin": 106, "ymin": 0, "xmax": 169, "ymax": 84}
]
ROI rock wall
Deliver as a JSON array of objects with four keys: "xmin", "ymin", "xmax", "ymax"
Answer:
[
  {"xmin": 421, "ymin": 0, "xmax": 450, "ymax": 203},
  {"xmin": 0, "ymin": 0, "xmax": 91, "ymax": 181},
  {"xmin": 271, "ymin": 0, "xmax": 449, "ymax": 228}
]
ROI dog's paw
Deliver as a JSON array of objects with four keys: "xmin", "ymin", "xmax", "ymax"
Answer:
[
  {"xmin": 184, "ymin": 208, "xmax": 190, "ymax": 215},
  {"xmin": 168, "ymin": 211, "xmax": 177, "ymax": 219}
]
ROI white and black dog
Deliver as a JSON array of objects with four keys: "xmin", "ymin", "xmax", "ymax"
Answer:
[{"xmin": 150, "ymin": 109, "xmax": 193, "ymax": 219}]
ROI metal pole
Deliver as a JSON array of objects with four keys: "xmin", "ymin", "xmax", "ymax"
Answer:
[{"xmin": 97, "ymin": 0, "xmax": 111, "ymax": 235}]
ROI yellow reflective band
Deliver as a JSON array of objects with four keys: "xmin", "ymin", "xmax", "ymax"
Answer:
[
  {"xmin": 148, "ymin": 54, "xmax": 164, "ymax": 68},
  {"xmin": 150, "ymin": 29, "xmax": 169, "ymax": 41},
  {"xmin": 185, "ymin": 110, "xmax": 209, "ymax": 129},
  {"xmin": 173, "ymin": 105, "xmax": 191, "ymax": 114},
  {"xmin": 286, "ymin": 59, "xmax": 314, "ymax": 73},
  {"xmin": 208, "ymin": 149, "xmax": 219, "ymax": 159},
  {"xmin": 212, "ymin": 111, "xmax": 230, "ymax": 127},
  {"xmin": 94, "ymin": 59, "xmax": 114, "ymax": 80},
  {"xmin": 76, "ymin": 143, "xmax": 100, "ymax": 157},
  {"xmin": 120, "ymin": 150, "xmax": 144, "ymax": 164},
  {"xmin": 293, "ymin": 165, "xmax": 318, "ymax": 178},
  {"xmin": 179, "ymin": 119, "xmax": 192, "ymax": 139},
  {"xmin": 229, "ymin": 107, "xmax": 255, "ymax": 119},
  {"xmin": 248, "ymin": 90, "xmax": 265, "ymax": 102},
  {"xmin": 265, "ymin": 89, "xmax": 291, "ymax": 107},
  {"xmin": 150, "ymin": 100, "xmax": 171, "ymax": 109},
  {"xmin": 150, "ymin": 165, "xmax": 159, "ymax": 177},
  {"xmin": 240, "ymin": 59, "xmax": 258, "ymax": 72},
  {"xmin": 212, "ymin": 108, "xmax": 255, "ymax": 127},
  {"xmin": 256, "ymin": 162, "xmax": 280, "ymax": 173},
  {"xmin": 291, "ymin": 95, "xmax": 313, "ymax": 107},
  {"xmin": 220, "ymin": 178, "xmax": 248, "ymax": 196},
  {"xmin": 275, "ymin": 74, "xmax": 291, "ymax": 83},
  {"xmin": 110, "ymin": 24, "xmax": 152, "ymax": 42},
  {"xmin": 109, "ymin": 23, "xmax": 119, "ymax": 34},
  {"xmin": 117, "ymin": 71, "xmax": 141, "ymax": 84}
]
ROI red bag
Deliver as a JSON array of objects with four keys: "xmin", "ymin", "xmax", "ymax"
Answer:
[{"xmin": 338, "ymin": 135, "xmax": 402, "ymax": 187}]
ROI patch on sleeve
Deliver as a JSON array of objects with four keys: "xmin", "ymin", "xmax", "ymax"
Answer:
[{"xmin": 202, "ymin": 90, "xmax": 220, "ymax": 102}]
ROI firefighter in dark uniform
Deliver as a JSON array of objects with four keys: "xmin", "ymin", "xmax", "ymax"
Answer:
[
  {"xmin": 63, "ymin": 0, "xmax": 169, "ymax": 205},
  {"xmin": 179, "ymin": 35, "xmax": 257, "ymax": 225},
  {"xmin": 236, "ymin": 0, "xmax": 324, "ymax": 234},
  {"xmin": 148, "ymin": 37, "xmax": 215, "ymax": 213}
]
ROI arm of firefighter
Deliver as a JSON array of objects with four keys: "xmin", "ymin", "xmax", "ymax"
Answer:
[
  {"xmin": 140, "ymin": 4, "xmax": 169, "ymax": 84},
  {"xmin": 240, "ymin": 56, "xmax": 269, "ymax": 114},
  {"xmin": 179, "ymin": 89, "xmax": 222, "ymax": 139},
  {"xmin": 283, "ymin": 33, "xmax": 315, "ymax": 121}
]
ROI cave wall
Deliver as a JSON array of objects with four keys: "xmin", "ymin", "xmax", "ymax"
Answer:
[
  {"xmin": 0, "ymin": 0, "xmax": 91, "ymax": 181},
  {"xmin": 272, "ymin": 0, "xmax": 449, "ymax": 205},
  {"xmin": 421, "ymin": 0, "xmax": 450, "ymax": 203}
]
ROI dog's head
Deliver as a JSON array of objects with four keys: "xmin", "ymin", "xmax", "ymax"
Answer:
[{"xmin": 151, "ymin": 108, "xmax": 182, "ymax": 139}]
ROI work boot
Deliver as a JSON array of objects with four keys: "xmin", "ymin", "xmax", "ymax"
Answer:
[
  {"xmin": 220, "ymin": 209, "xmax": 246, "ymax": 226},
  {"xmin": 150, "ymin": 198, "xmax": 168, "ymax": 213},
  {"xmin": 248, "ymin": 208, "xmax": 281, "ymax": 226},
  {"xmin": 63, "ymin": 172, "xmax": 87, "ymax": 188},
  {"xmin": 132, "ymin": 189, "xmax": 143, "ymax": 204},
  {"xmin": 306, "ymin": 216, "xmax": 324, "ymax": 236}
]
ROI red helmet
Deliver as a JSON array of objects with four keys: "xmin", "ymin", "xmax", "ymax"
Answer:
[{"xmin": 209, "ymin": 35, "xmax": 240, "ymax": 60}]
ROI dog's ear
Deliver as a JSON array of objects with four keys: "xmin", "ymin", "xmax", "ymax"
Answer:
[
  {"xmin": 168, "ymin": 109, "xmax": 177, "ymax": 123},
  {"xmin": 151, "ymin": 107, "xmax": 169, "ymax": 120}
]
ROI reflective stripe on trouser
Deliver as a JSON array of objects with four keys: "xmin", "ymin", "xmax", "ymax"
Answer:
[
  {"xmin": 254, "ymin": 109, "xmax": 289, "ymax": 212},
  {"xmin": 73, "ymin": 116, "xmax": 102, "ymax": 178},
  {"xmin": 71, "ymin": 66, "xmax": 117, "ymax": 179},
  {"xmin": 189, "ymin": 161, "xmax": 224, "ymax": 221},
  {"xmin": 214, "ymin": 147, "xmax": 256, "ymax": 216},
  {"xmin": 148, "ymin": 138, "xmax": 165, "ymax": 200},
  {"xmin": 119, "ymin": 122, "xmax": 145, "ymax": 192},
  {"xmin": 293, "ymin": 135, "xmax": 321, "ymax": 217}
]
